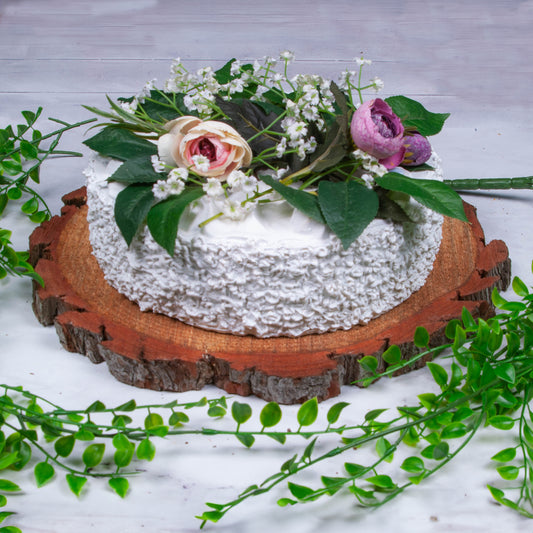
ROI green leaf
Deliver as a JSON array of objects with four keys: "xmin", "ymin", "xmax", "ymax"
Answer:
[
  {"xmin": 382, "ymin": 344, "xmax": 402, "ymax": 365},
  {"xmin": 359, "ymin": 355, "xmax": 379, "ymax": 375},
  {"xmin": 429, "ymin": 441, "xmax": 449, "ymax": 460},
  {"xmin": 318, "ymin": 180, "xmax": 379, "ymax": 249},
  {"xmin": 144, "ymin": 413, "xmax": 164, "ymax": 430},
  {"xmin": 297, "ymin": 397, "xmax": 318, "ymax": 428},
  {"xmin": 235, "ymin": 433, "xmax": 255, "ymax": 448},
  {"xmin": 488, "ymin": 415, "xmax": 515, "ymax": 431},
  {"xmin": 260, "ymin": 402, "xmax": 282, "ymax": 428},
  {"xmin": 0, "ymin": 480, "xmax": 20, "ymax": 492},
  {"xmin": 207, "ymin": 405, "xmax": 226, "ymax": 418},
  {"xmin": 440, "ymin": 422, "xmax": 468, "ymax": 439},
  {"xmin": 136, "ymin": 438, "xmax": 156, "ymax": 461},
  {"xmin": 34, "ymin": 462, "xmax": 55, "ymax": 487},
  {"xmin": 267, "ymin": 433, "xmax": 287, "ymax": 444},
  {"xmin": 115, "ymin": 399, "xmax": 137, "ymax": 412},
  {"xmin": 327, "ymin": 402, "xmax": 350, "ymax": 425},
  {"xmin": 365, "ymin": 474, "xmax": 396, "ymax": 490},
  {"xmin": 461, "ymin": 307, "xmax": 477, "ymax": 329},
  {"xmin": 0, "ymin": 495, "xmax": 6, "ymax": 507},
  {"xmin": 375, "ymin": 172, "xmax": 468, "ymax": 222},
  {"xmin": 108, "ymin": 158, "xmax": 162, "ymax": 184},
  {"xmin": 0, "ymin": 526, "xmax": 22, "ymax": 533},
  {"xmin": 114, "ymin": 183, "xmax": 154, "ymax": 246},
  {"xmin": 491, "ymin": 287, "xmax": 508, "ymax": 309},
  {"xmin": 83, "ymin": 127, "xmax": 157, "ymax": 161},
  {"xmin": 0, "ymin": 512, "xmax": 15, "ymax": 524},
  {"xmin": 302, "ymin": 437, "xmax": 318, "ymax": 463},
  {"xmin": 512, "ymin": 275, "xmax": 529, "ymax": 297},
  {"xmin": 66, "ymin": 474, "xmax": 87, "ymax": 497},
  {"xmin": 196, "ymin": 509, "xmax": 224, "ymax": 523},
  {"xmin": 376, "ymin": 437, "xmax": 394, "ymax": 463},
  {"xmin": 494, "ymin": 363, "xmax": 516, "ymax": 385},
  {"xmin": 344, "ymin": 462, "xmax": 367, "ymax": 478},
  {"xmin": 288, "ymin": 481, "xmax": 315, "ymax": 500},
  {"xmin": 321, "ymin": 475, "xmax": 346, "ymax": 495},
  {"xmin": 20, "ymin": 197, "xmax": 39, "ymax": 215},
  {"xmin": 385, "ymin": 95, "xmax": 450, "ymax": 136},
  {"xmin": 169, "ymin": 411, "xmax": 189, "ymax": 426},
  {"xmin": 82, "ymin": 443, "xmax": 105, "ymax": 468},
  {"xmin": 491, "ymin": 447, "xmax": 517, "ymax": 463},
  {"xmin": 497, "ymin": 465, "xmax": 520, "ymax": 481},
  {"xmin": 231, "ymin": 402, "xmax": 252, "ymax": 426},
  {"xmin": 147, "ymin": 188, "xmax": 205, "ymax": 255},
  {"xmin": 258, "ymin": 175, "xmax": 325, "ymax": 224},
  {"xmin": 86, "ymin": 400, "xmax": 106, "ymax": 413},
  {"xmin": 109, "ymin": 477, "xmax": 129, "ymax": 498},
  {"xmin": 19, "ymin": 140, "xmax": 38, "ymax": 160},
  {"xmin": 213, "ymin": 58, "xmax": 237, "ymax": 84},
  {"xmin": 400, "ymin": 456, "xmax": 425, "ymax": 473},
  {"xmin": 0, "ymin": 453, "xmax": 18, "ymax": 471},
  {"xmin": 445, "ymin": 319, "xmax": 461, "ymax": 340},
  {"xmin": 413, "ymin": 326, "xmax": 430, "ymax": 348},
  {"xmin": 427, "ymin": 362, "xmax": 448, "ymax": 389}
]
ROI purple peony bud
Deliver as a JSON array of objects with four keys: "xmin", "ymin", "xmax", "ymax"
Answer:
[
  {"xmin": 350, "ymin": 98, "xmax": 405, "ymax": 169},
  {"xmin": 402, "ymin": 133, "xmax": 432, "ymax": 166}
]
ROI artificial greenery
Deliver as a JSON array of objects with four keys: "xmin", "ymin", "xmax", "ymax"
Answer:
[
  {"xmin": 2, "ymin": 277, "xmax": 533, "ymax": 530},
  {"xmin": 0, "ymin": 109, "xmax": 95, "ymax": 285}
]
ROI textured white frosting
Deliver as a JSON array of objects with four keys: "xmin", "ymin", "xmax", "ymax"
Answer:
[{"xmin": 85, "ymin": 156, "xmax": 444, "ymax": 337}]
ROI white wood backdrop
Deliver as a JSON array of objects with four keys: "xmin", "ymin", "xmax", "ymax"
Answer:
[{"xmin": 2, "ymin": 1, "xmax": 533, "ymax": 532}]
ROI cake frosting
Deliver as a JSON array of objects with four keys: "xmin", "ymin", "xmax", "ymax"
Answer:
[{"xmin": 85, "ymin": 154, "xmax": 444, "ymax": 338}]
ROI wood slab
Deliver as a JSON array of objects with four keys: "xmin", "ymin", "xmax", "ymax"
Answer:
[{"xmin": 29, "ymin": 187, "xmax": 511, "ymax": 404}]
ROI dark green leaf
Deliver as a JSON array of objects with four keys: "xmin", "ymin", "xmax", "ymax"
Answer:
[
  {"xmin": 445, "ymin": 319, "xmax": 461, "ymax": 340},
  {"xmin": 267, "ymin": 433, "xmax": 287, "ymax": 444},
  {"xmin": 54, "ymin": 435, "xmax": 75, "ymax": 458},
  {"xmin": 114, "ymin": 183, "xmax": 154, "ymax": 245},
  {"xmin": 494, "ymin": 363, "xmax": 516, "ymax": 385},
  {"xmin": 359, "ymin": 355, "xmax": 379, "ymax": 375},
  {"xmin": 344, "ymin": 462, "xmax": 366, "ymax": 477},
  {"xmin": 258, "ymin": 175, "xmax": 325, "ymax": 224},
  {"xmin": 147, "ymin": 188, "xmax": 205, "ymax": 255},
  {"xmin": 34, "ymin": 462, "xmax": 55, "ymax": 487},
  {"xmin": 83, "ymin": 127, "xmax": 157, "ymax": 161},
  {"xmin": 318, "ymin": 180, "xmax": 379, "ymax": 249},
  {"xmin": 302, "ymin": 437, "xmax": 318, "ymax": 463},
  {"xmin": 491, "ymin": 287, "xmax": 508, "ymax": 309},
  {"xmin": 288, "ymin": 481, "xmax": 315, "ymax": 500},
  {"xmin": 82, "ymin": 443, "xmax": 105, "ymax": 468},
  {"xmin": 140, "ymin": 90, "xmax": 191, "ymax": 123},
  {"xmin": 321, "ymin": 475, "xmax": 346, "ymax": 495},
  {"xmin": 440, "ymin": 422, "xmax": 468, "ymax": 439},
  {"xmin": 297, "ymin": 398, "xmax": 318, "ymax": 428},
  {"xmin": 382, "ymin": 345, "xmax": 402, "ymax": 365},
  {"xmin": 400, "ymin": 456, "xmax": 425, "ymax": 473},
  {"xmin": 20, "ymin": 197, "xmax": 38, "ymax": 215},
  {"xmin": 235, "ymin": 433, "xmax": 255, "ymax": 448},
  {"xmin": 108, "ymin": 158, "xmax": 162, "ymax": 184},
  {"xmin": 497, "ymin": 465, "xmax": 519, "ymax": 481},
  {"xmin": 207, "ymin": 405, "xmax": 226, "ymax": 418},
  {"xmin": 19, "ymin": 140, "xmax": 38, "ymax": 160},
  {"xmin": 109, "ymin": 477, "xmax": 129, "ymax": 498},
  {"xmin": 0, "ymin": 511, "xmax": 15, "ymax": 524},
  {"xmin": 385, "ymin": 95, "xmax": 450, "ymax": 136},
  {"xmin": 213, "ymin": 58, "xmax": 237, "ymax": 84},
  {"xmin": 427, "ymin": 362, "xmax": 448, "ymax": 389},
  {"xmin": 413, "ymin": 326, "xmax": 429, "ymax": 348},
  {"xmin": 86, "ymin": 400, "xmax": 106, "ymax": 413},
  {"xmin": 327, "ymin": 402, "xmax": 350, "ymax": 425},
  {"xmin": 66, "ymin": 474, "xmax": 87, "ymax": 497},
  {"xmin": 260, "ymin": 402, "xmax": 282, "ymax": 428},
  {"xmin": 231, "ymin": 402, "xmax": 252, "ymax": 426},
  {"xmin": 0, "ymin": 453, "xmax": 18, "ymax": 471},
  {"xmin": 115, "ymin": 399, "xmax": 137, "ymax": 412},
  {"xmin": 0, "ymin": 525, "xmax": 22, "ymax": 533},
  {"xmin": 375, "ymin": 172, "xmax": 468, "ymax": 222},
  {"xmin": 365, "ymin": 474, "xmax": 396, "ymax": 490}
]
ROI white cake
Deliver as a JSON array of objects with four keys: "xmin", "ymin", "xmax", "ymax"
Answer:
[{"xmin": 85, "ymin": 154, "xmax": 444, "ymax": 338}]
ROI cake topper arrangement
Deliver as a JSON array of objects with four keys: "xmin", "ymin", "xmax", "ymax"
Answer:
[{"xmin": 84, "ymin": 53, "xmax": 468, "ymax": 254}]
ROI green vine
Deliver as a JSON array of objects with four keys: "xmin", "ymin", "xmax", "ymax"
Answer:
[
  {"xmin": 1, "ymin": 276, "xmax": 533, "ymax": 530},
  {"xmin": 0, "ymin": 108, "xmax": 95, "ymax": 285}
]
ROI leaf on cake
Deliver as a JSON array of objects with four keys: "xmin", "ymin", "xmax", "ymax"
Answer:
[
  {"xmin": 108, "ymin": 158, "xmax": 162, "ymax": 184},
  {"xmin": 83, "ymin": 127, "xmax": 157, "ymax": 161},
  {"xmin": 258, "ymin": 175, "xmax": 325, "ymax": 224},
  {"xmin": 147, "ymin": 188, "xmax": 206, "ymax": 256},
  {"xmin": 385, "ymin": 95, "xmax": 449, "ymax": 137},
  {"xmin": 317, "ymin": 180, "xmax": 379, "ymax": 249},
  {"xmin": 114, "ymin": 184, "xmax": 155, "ymax": 245},
  {"xmin": 375, "ymin": 172, "xmax": 469, "ymax": 222}
]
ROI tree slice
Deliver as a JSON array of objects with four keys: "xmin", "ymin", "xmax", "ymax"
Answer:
[{"xmin": 29, "ymin": 187, "xmax": 511, "ymax": 404}]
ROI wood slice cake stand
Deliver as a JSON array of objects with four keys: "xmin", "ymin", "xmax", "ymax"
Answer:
[{"xmin": 29, "ymin": 187, "xmax": 511, "ymax": 404}]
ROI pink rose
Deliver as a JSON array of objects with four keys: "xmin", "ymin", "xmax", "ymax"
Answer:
[
  {"xmin": 350, "ymin": 98, "xmax": 405, "ymax": 169},
  {"xmin": 158, "ymin": 116, "xmax": 252, "ymax": 180},
  {"xmin": 402, "ymin": 133, "xmax": 432, "ymax": 166}
]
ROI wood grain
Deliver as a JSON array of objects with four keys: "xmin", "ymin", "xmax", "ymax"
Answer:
[{"xmin": 29, "ymin": 187, "xmax": 510, "ymax": 404}]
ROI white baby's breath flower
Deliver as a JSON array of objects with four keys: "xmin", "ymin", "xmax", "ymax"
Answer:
[
  {"xmin": 192, "ymin": 155, "xmax": 211, "ymax": 173},
  {"xmin": 152, "ymin": 180, "xmax": 170, "ymax": 200},
  {"xmin": 119, "ymin": 99, "xmax": 138, "ymax": 114},
  {"xmin": 228, "ymin": 78, "xmax": 245, "ymax": 94},
  {"xmin": 275, "ymin": 137, "xmax": 288, "ymax": 158},
  {"xmin": 151, "ymin": 155, "xmax": 166, "ymax": 173},
  {"xmin": 360, "ymin": 173, "xmax": 375, "ymax": 188},
  {"xmin": 166, "ymin": 175, "xmax": 185, "ymax": 195},
  {"xmin": 230, "ymin": 59, "xmax": 242, "ymax": 75},
  {"xmin": 222, "ymin": 199, "xmax": 255, "ymax": 221},
  {"xmin": 371, "ymin": 76, "xmax": 384, "ymax": 92},
  {"xmin": 285, "ymin": 120, "xmax": 308, "ymax": 141},
  {"xmin": 226, "ymin": 170, "xmax": 246, "ymax": 189},
  {"xmin": 355, "ymin": 57, "xmax": 372, "ymax": 66},
  {"xmin": 202, "ymin": 178, "xmax": 225, "ymax": 198},
  {"xmin": 280, "ymin": 50, "xmax": 295, "ymax": 62},
  {"xmin": 138, "ymin": 79, "xmax": 156, "ymax": 101},
  {"xmin": 168, "ymin": 167, "xmax": 189, "ymax": 181}
]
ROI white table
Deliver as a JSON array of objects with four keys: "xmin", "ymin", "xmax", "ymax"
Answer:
[{"xmin": 2, "ymin": 1, "xmax": 533, "ymax": 531}]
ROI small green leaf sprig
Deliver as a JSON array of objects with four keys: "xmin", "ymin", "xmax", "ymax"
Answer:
[
  {"xmin": 2, "ymin": 269, "xmax": 533, "ymax": 530},
  {"xmin": 0, "ymin": 109, "xmax": 95, "ymax": 285}
]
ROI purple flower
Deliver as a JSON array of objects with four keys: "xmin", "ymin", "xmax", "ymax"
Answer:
[
  {"xmin": 402, "ymin": 133, "xmax": 432, "ymax": 166},
  {"xmin": 350, "ymin": 98, "xmax": 405, "ymax": 168}
]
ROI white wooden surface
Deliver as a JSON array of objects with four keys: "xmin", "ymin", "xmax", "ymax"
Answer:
[{"xmin": 1, "ymin": 1, "xmax": 533, "ymax": 531}]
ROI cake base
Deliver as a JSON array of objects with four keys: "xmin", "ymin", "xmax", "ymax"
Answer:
[{"xmin": 30, "ymin": 187, "xmax": 511, "ymax": 404}]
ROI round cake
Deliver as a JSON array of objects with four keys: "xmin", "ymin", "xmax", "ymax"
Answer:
[{"xmin": 85, "ymin": 154, "xmax": 444, "ymax": 338}]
